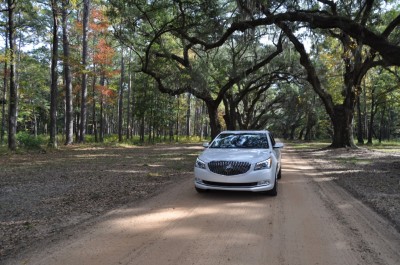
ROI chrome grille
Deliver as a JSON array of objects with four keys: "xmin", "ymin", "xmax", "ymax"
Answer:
[{"xmin": 208, "ymin": 161, "xmax": 251, "ymax": 176}]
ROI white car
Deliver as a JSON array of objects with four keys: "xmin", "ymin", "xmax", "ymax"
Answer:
[{"xmin": 194, "ymin": 130, "xmax": 283, "ymax": 196}]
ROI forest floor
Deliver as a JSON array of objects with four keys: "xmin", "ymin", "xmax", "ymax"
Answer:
[
  {"xmin": 292, "ymin": 142, "xmax": 400, "ymax": 232},
  {"xmin": 0, "ymin": 142, "xmax": 399, "ymax": 263}
]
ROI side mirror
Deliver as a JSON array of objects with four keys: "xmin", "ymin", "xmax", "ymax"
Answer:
[
  {"xmin": 202, "ymin": 142, "xmax": 210, "ymax": 148},
  {"xmin": 273, "ymin": 142, "xmax": 284, "ymax": 149}
]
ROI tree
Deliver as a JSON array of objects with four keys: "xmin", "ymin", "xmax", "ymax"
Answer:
[
  {"xmin": 79, "ymin": 0, "xmax": 90, "ymax": 143},
  {"xmin": 62, "ymin": 0, "xmax": 74, "ymax": 145},
  {"xmin": 108, "ymin": 0, "xmax": 287, "ymax": 139},
  {"xmin": 1, "ymin": 30, "xmax": 8, "ymax": 145},
  {"xmin": 118, "ymin": 48, "xmax": 124, "ymax": 142},
  {"xmin": 0, "ymin": 0, "xmax": 397, "ymax": 147},
  {"xmin": 7, "ymin": 0, "xmax": 17, "ymax": 150},
  {"xmin": 173, "ymin": 0, "xmax": 400, "ymax": 147},
  {"xmin": 48, "ymin": 0, "xmax": 60, "ymax": 148}
]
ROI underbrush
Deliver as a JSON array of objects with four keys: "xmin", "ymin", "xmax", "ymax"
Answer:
[
  {"xmin": 0, "ymin": 134, "xmax": 208, "ymax": 155},
  {"xmin": 16, "ymin": 132, "xmax": 46, "ymax": 149}
]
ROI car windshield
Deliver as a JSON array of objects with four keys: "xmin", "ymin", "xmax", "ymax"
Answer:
[{"xmin": 210, "ymin": 133, "xmax": 269, "ymax": 149}]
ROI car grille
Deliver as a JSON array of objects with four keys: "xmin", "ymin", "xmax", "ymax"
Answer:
[{"xmin": 208, "ymin": 161, "xmax": 251, "ymax": 176}]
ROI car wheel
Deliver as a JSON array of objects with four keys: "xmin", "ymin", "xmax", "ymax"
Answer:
[
  {"xmin": 268, "ymin": 178, "xmax": 278, "ymax": 196},
  {"xmin": 277, "ymin": 168, "xmax": 282, "ymax": 179}
]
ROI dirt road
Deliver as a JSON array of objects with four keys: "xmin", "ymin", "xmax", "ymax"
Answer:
[{"xmin": 9, "ymin": 149, "xmax": 400, "ymax": 265}]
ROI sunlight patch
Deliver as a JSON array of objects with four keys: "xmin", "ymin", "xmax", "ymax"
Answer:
[
  {"xmin": 106, "ymin": 170, "xmax": 146, "ymax": 174},
  {"xmin": 74, "ymin": 154, "xmax": 120, "ymax": 158},
  {"xmin": 313, "ymin": 177, "xmax": 338, "ymax": 182}
]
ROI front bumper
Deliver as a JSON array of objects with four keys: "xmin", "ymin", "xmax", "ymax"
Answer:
[{"xmin": 194, "ymin": 167, "xmax": 276, "ymax": 192}]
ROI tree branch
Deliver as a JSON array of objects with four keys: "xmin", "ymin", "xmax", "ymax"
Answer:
[
  {"xmin": 179, "ymin": 11, "xmax": 400, "ymax": 66},
  {"xmin": 276, "ymin": 21, "xmax": 335, "ymax": 120},
  {"xmin": 382, "ymin": 14, "xmax": 400, "ymax": 38},
  {"xmin": 214, "ymin": 35, "xmax": 284, "ymax": 104}
]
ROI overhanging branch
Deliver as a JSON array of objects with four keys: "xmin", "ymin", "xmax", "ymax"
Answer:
[{"xmin": 179, "ymin": 11, "xmax": 400, "ymax": 66}]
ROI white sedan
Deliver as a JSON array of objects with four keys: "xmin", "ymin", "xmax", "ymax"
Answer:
[{"xmin": 194, "ymin": 130, "xmax": 283, "ymax": 196}]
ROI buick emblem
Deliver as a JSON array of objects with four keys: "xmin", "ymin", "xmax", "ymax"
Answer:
[{"xmin": 225, "ymin": 163, "xmax": 234, "ymax": 173}]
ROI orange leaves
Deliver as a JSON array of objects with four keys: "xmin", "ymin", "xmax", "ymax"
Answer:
[
  {"xmin": 93, "ymin": 39, "xmax": 115, "ymax": 66},
  {"xmin": 96, "ymin": 85, "xmax": 114, "ymax": 97},
  {"xmin": 90, "ymin": 9, "xmax": 109, "ymax": 33},
  {"xmin": 96, "ymin": 84, "xmax": 116, "ymax": 104},
  {"xmin": 89, "ymin": 9, "xmax": 118, "ymax": 79}
]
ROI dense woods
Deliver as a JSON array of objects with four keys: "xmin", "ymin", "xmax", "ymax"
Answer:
[{"xmin": 0, "ymin": 0, "xmax": 399, "ymax": 150}]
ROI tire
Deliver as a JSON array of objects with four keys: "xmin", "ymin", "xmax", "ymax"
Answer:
[
  {"xmin": 259, "ymin": 176, "xmax": 278, "ymax": 196},
  {"xmin": 268, "ymin": 179, "xmax": 278, "ymax": 196},
  {"xmin": 268, "ymin": 170, "xmax": 278, "ymax": 196},
  {"xmin": 277, "ymin": 168, "xmax": 282, "ymax": 179}
]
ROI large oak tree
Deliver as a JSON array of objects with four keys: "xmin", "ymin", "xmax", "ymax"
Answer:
[{"xmin": 174, "ymin": 0, "xmax": 400, "ymax": 147}]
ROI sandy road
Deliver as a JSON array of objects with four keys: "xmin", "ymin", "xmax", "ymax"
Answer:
[{"xmin": 10, "ymin": 149, "xmax": 400, "ymax": 265}]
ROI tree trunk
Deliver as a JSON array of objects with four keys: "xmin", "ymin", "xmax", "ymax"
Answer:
[
  {"xmin": 130, "ymin": 73, "xmax": 135, "ymax": 139},
  {"xmin": 367, "ymin": 89, "xmax": 376, "ymax": 145},
  {"xmin": 62, "ymin": 0, "xmax": 73, "ymax": 145},
  {"xmin": 118, "ymin": 52, "xmax": 124, "ymax": 142},
  {"xmin": 49, "ymin": 0, "xmax": 59, "ymax": 148},
  {"xmin": 7, "ymin": 0, "xmax": 17, "ymax": 151},
  {"xmin": 91, "ymin": 73, "xmax": 97, "ymax": 142},
  {"xmin": 298, "ymin": 127, "xmax": 305, "ymax": 140},
  {"xmin": 169, "ymin": 99, "xmax": 174, "ymax": 142},
  {"xmin": 378, "ymin": 105, "xmax": 386, "ymax": 143},
  {"xmin": 99, "ymin": 98, "xmax": 104, "ymax": 142},
  {"xmin": 289, "ymin": 125, "xmax": 296, "ymax": 140},
  {"xmin": 175, "ymin": 95, "xmax": 180, "ymax": 141},
  {"xmin": 33, "ymin": 109, "xmax": 37, "ymax": 137},
  {"xmin": 356, "ymin": 94, "xmax": 364, "ymax": 145},
  {"xmin": 126, "ymin": 52, "xmax": 132, "ymax": 140},
  {"xmin": 1, "ymin": 31, "xmax": 7, "ymax": 145},
  {"xmin": 206, "ymin": 101, "xmax": 221, "ymax": 140},
  {"xmin": 222, "ymin": 96, "xmax": 237, "ymax": 130},
  {"xmin": 140, "ymin": 116, "xmax": 145, "ymax": 143},
  {"xmin": 98, "ymin": 75, "xmax": 105, "ymax": 142},
  {"xmin": 330, "ymin": 105, "xmax": 355, "ymax": 148},
  {"xmin": 304, "ymin": 110, "xmax": 317, "ymax": 141},
  {"xmin": 186, "ymin": 93, "xmax": 191, "ymax": 137},
  {"xmin": 79, "ymin": 0, "xmax": 90, "ymax": 143}
]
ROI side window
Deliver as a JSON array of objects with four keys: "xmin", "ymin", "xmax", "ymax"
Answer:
[{"xmin": 269, "ymin": 133, "xmax": 276, "ymax": 147}]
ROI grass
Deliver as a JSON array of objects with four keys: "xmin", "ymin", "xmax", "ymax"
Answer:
[
  {"xmin": 286, "ymin": 139, "xmax": 400, "ymax": 153},
  {"xmin": 363, "ymin": 140, "xmax": 400, "ymax": 153},
  {"xmin": 285, "ymin": 140, "xmax": 331, "ymax": 150}
]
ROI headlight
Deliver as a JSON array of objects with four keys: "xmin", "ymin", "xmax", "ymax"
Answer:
[
  {"xmin": 195, "ymin": 158, "xmax": 206, "ymax": 169},
  {"xmin": 254, "ymin": 158, "xmax": 272, "ymax": 170}
]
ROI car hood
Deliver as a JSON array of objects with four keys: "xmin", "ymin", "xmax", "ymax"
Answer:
[{"xmin": 199, "ymin": 148, "xmax": 271, "ymax": 163}]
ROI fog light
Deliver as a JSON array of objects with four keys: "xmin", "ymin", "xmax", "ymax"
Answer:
[
  {"xmin": 195, "ymin": 177, "xmax": 203, "ymax": 183},
  {"xmin": 258, "ymin": 180, "xmax": 270, "ymax": 186}
]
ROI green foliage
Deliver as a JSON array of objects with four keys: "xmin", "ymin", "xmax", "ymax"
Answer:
[
  {"xmin": 16, "ymin": 132, "xmax": 46, "ymax": 149},
  {"xmin": 316, "ymin": 37, "xmax": 344, "ymax": 105},
  {"xmin": 365, "ymin": 140, "xmax": 400, "ymax": 153},
  {"xmin": 1, "ymin": 0, "xmax": 400, "ymax": 150}
]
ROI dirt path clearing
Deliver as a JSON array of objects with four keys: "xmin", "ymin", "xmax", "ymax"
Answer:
[{"xmin": 8, "ymin": 149, "xmax": 400, "ymax": 265}]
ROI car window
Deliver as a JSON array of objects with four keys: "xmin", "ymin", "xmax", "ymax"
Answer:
[
  {"xmin": 269, "ymin": 133, "xmax": 276, "ymax": 146},
  {"xmin": 210, "ymin": 133, "xmax": 269, "ymax": 149}
]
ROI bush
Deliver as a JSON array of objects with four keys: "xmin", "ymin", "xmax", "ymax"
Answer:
[{"xmin": 17, "ymin": 132, "xmax": 45, "ymax": 149}]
